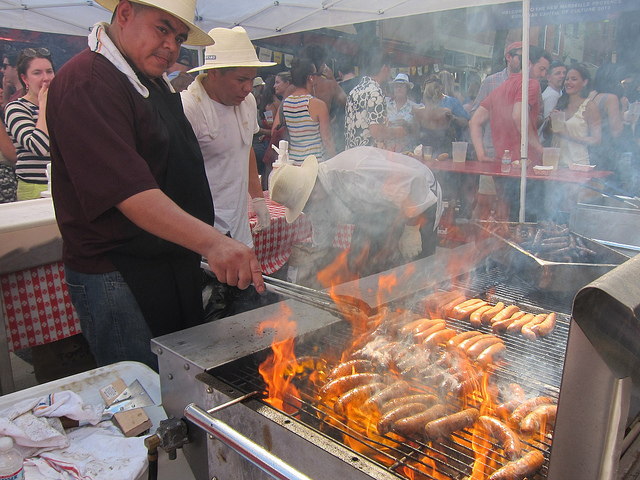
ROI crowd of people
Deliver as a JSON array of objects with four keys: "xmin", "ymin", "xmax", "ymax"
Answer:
[{"xmin": 1, "ymin": 0, "xmax": 639, "ymax": 370}]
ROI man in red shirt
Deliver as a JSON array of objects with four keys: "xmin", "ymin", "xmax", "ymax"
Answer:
[{"xmin": 469, "ymin": 45, "xmax": 552, "ymax": 220}]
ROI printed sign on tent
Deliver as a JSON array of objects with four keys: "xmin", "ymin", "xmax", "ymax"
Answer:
[{"xmin": 258, "ymin": 47, "xmax": 273, "ymax": 63}]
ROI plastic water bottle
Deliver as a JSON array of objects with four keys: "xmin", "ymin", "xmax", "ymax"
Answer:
[
  {"xmin": 268, "ymin": 140, "xmax": 289, "ymax": 191},
  {"xmin": 501, "ymin": 150, "xmax": 512, "ymax": 173},
  {"xmin": 0, "ymin": 437, "xmax": 24, "ymax": 480}
]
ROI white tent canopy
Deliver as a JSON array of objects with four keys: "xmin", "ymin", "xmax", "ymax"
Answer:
[{"xmin": 0, "ymin": 0, "xmax": 513, "ymax": 40}]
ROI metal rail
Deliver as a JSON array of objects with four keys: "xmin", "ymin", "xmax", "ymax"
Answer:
[{"xmin": 184, "ymin": 403, "xmax": 312, "ymax": 480}]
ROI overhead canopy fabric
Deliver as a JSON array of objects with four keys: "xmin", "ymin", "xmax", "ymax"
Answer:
[{"xmin": 0, "ymin": 0, "xmax": 513, "ymax": 40}]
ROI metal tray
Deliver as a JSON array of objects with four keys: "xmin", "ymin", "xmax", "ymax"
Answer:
[{"xmin": 475, "ymin": 221, "xmax": 630, "ymax": 294}]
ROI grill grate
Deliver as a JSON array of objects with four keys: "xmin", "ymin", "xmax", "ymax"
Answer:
[{"xmin": 211, "ymin": 265, "xmax": 570, "ymax": 479}]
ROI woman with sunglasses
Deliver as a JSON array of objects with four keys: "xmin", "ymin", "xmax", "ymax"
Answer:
[{"xmin": 4, "ymin": 47, "xmax": 55, "ymax": 200}]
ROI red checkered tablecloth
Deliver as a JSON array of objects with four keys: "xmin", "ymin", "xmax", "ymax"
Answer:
[{"xmin": 1, "ymin": 261, "xmax": 81, "ymax": 352}]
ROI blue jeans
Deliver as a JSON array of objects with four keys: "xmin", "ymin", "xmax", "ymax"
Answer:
[{"xmin": 64, "ymin": 266, "xmax": 158, "ymax": 370}]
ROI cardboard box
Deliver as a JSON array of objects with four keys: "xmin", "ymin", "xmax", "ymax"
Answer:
[{"xmin": 100, "ymin": 378, "xmax": 152, "ymax": 437}]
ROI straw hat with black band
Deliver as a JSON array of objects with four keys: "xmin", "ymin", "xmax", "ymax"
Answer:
[
  {"xmin": 94, "ymin": 0, "xmax": 213, "ymax": 46},
  {"xmin": 188, "ymin": 26, "xmax": 277, "ymax": 72},
  {"xmin": 269, "ymin": 155, "xmax": 319, "ymax": 223}
]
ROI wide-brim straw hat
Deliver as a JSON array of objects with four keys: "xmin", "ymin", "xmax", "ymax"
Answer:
[
  {"xmin": 390, "ymin": 72, "xmax": 414, "ymax": 89},
  {"xmin": 188, "ymin": 26, "xmax": 277, "ymax": 72},
  {"xmin": 95, "ymin": 0, "xmax": 213, "ymax": 46},
  {"xmin": 269, "ymin": 155, "xmax": 319, "ymax": 223}
]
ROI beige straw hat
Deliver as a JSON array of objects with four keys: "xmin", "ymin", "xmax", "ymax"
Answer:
[
  {"xmin": 188, "ymin": 26, "xmax": 277, "ymax": 73},
  {"xmin": 95, "ymin": 0, "xmax": 213, "ymax": 46},
  {"xmin": 269, "ymin": 155, "xmax": 319, "ymax": 223}
]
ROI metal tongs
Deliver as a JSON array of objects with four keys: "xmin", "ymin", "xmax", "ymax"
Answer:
[{"xmin": 262, "ymin": 276, "xmax": 376, "ymax": 319}]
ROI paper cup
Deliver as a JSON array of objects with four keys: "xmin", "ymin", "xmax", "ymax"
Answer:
[
  {"xmin": 422, "ymin": 145, "xmax": 433, "ymax": 162},
  {"xmin": 542, "ymin": 147, "xmax": 561, "ymax": 170},
  {"xmin": 551, "ymin": 111, "xmax": 565, "ymax": 133},
  {"xmin": 452, "ymin": 142, "xmax": 468, "ymax": 163}
]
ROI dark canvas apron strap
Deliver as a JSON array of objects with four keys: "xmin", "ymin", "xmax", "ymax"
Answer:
[{"xmin": 109, "ymin": 78, "xmax": 214, "ymax": 337}]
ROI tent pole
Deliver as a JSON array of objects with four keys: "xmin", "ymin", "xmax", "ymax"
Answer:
[{"xmin": 519, "ymin": 0, "xmax": 531, "ymax": 223}]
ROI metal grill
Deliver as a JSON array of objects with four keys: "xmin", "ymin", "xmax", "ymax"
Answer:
[{"xmin": 210, "ymin": 266, "xmax": 570, "ymax": 480}]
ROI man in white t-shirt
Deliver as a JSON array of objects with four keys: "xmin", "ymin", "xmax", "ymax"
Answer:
[
  {"xmin": 181, "ymin": 26, "xmax": 276, "ymax": 318},
  {"xmin": 182, "ymin": 26, "xmax": 275, "ymax": 247},
  {"xmin": 540, "ymin": 61, "xmax": 566, "ymax": 146}
]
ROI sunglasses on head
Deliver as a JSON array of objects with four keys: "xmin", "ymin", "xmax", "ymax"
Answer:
[{"xmin": 22, "ymin": 47, "xmax": 51, "ymax": 58}]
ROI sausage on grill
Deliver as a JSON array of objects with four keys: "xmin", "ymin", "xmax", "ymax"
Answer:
[
  {"xmin": 490, "ymin": 305, "xmax": 521, "ymax": 325},
  {"xmin": 491, "ymin": 311, "xmax": 526, "ymax": 332},
  {"xmin": 506, "ymin": 313, "xmax": 536, "ymax": 334},
  {"xmin": 470, "ymin": 305, "xmax": 493, "ymax": 327},
  {"xmin": 334, "ymin": 382, "xmax": 385, "ymax": 416},
  {"xmin": 327, "ymin": 359, "xmax": 376, "ymax": 380},
  {"xmin": 421, "ymin": 328, "xmax": 457, "ymax": 347},
  {"xmin": 380, "ymin": 394, "xmax": 439, "ymax": 414},
  {"xmin": 478, "ymin": 415, "xmax": 522, "ymax": 460},
  {"xmin": 520, "ymin": 404, "xmax": 558, "ymax": 435},
  {"xmin": 521, "ymin": 314, "xmax": 549, "ymax": 340},
  {"xmin": 530, "ymin": 312, "xmax": 557, "ymax": 338},
  {"xmin": 509, "ymin": 396, "xmax": 555, "ymax": 426},
  {"xmin": 319, "ymin": 373, "xmax": 384, "ymax": 401},
  {"xmin": 377, "ymin": 403, "xmax": 428, "ymax": 434},
  {"xmin": 477, "ymin": 342, "xmax": 507, "ymax": 368},
  {"xmin": 448, "ymin": 330, "xmax": 483, "ymax": 348},
  {"xmin": 451, "ymin": 299, "xmax": 488, "ymax": 320},
  {"xmin": 480, "ymin": 302, "xmax": 505, "ymax": 324},
  {"xmin": 393, "ymin": 404, "xmax": 447, "ymax": 437},
  {"xmin": 488, "ymin": 450, "xmax": 545, "ymax": 480},
  {"xmin": 360, "ymin": 381, "xmax": 411, "ymax": 412},
  {"xmin": 424, "ymin": 407, "xmax": 480, "ymax": 441},
  {"xmin": 465, "ymin": 335, "xmax": 502, "ymax": 360}
]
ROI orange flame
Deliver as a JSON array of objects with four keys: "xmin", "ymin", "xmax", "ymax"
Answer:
[{"xmin": 257, "ymin": 303, "xmax": 301, "ymax": 414}]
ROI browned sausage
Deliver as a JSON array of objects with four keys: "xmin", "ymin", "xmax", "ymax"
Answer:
[
  {"xmin": 327, "ymin": 359, "xmax": 376, "ymax": 380},
  {"xmin": 478, "ymin": 415, "xmax": 522, "ymax": 460},
  {"xmin": 422, "ymin": 328, "xmax": 457, "ymax": 347},
  {"xmin": 488, "ymin": 450, "xmax": 545, "ymax": 480},
  {"xmin": 496, "ymin": 384, "xmax": 527, "ymax": 420},
  {"xmin": 490, "ymin": 305, "xmax": 521, "ymax": 325},
  {"xmin": 506, "ymin": 313, "xmax": 536, "ymax": 334},
  {"xmin": 520, "ymin": 404, "xmax": 557, "ymax": 435},
  {"xmin": 457, "ymin": 333, "xmax": 489, "ymax": 352},
  {"xmin": 505, "ymin": 383, "xmax": 526, "ymax": 401},
  {"xmin": 448, "ymin": 330, "xmax": 483, "ymax": 348},
  {"xmin": 413, "ymin": 322, "xmax": 447, "ymax": 342},
  {"xmin": 334, "ymin": 382, "xmax": 385, "ymax": 416},
  {"xmin": 530, "ymin": 312, "xmax": 557, "ymax": 338},
  {"xmin": 521, "ymin": 315, "xmax": 549, "ymax": 340},
  {"xmin": 380, "ymin": 394, "xmax": 439, "ymax": 414},
  {"xmin": 378, "ymin": 403, "xmax": 428, "ymax": 434},
  {"xmin": 399, "ymin": 318, "xmax": 443, "ymax": 337},
  {"xmin": 451, "ymin": 299, "xmax": 488, "ymax": 320},
  {"xmin": 442, "ymin": 295, "xmax": 468, "ymax": 318},
  {"xmin": 470, "ymin": 305, "xmax": 493, "ymax": 327},
  {"xmin": 509, "ymin": 397, "xmax": 554, "ymax": 426},
  {"xmin": 492, "ymin": 311, "xmax": 526, "ymax": 333},
  {"xmin": 465, "ymin": 335, "xmax": 502, "ymax": 359},
  {"xmin": 451, "ymin": 369, "xmax": 484, "ymax": 397},
  {"xmin": 480, "ymin": 302, "xmax": 505, "ymax": 324},
  {"xmin": 319, "ymin": 373, "xmax": 384, "ymax": 401},
  {"xmin": 360, "ymin": 381, "xmax": 411, "ymax": 412},
  {"xmin": 477, "ymin": 342, "xmax": 507, "ymax": 368},
  {"xmin": 393, "ymin": 404, "xmax": 447, "ymax": 437},
  {"xmin": 424, "ymin": 408, "xmax": 480, "ymax": 441}
]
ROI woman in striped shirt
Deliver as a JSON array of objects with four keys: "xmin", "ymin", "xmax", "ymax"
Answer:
[
  {"xmin": 5, "ymin": 47, "xmax": 54, "ymax": 200},
  {"xmin": 280, "ymin": 57, "xmax": 335, "ymax": 164}
]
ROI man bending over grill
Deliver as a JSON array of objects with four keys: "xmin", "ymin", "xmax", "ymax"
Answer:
[
  {"xmin": 46, "ymin": 0, "xmax": 264, "ymax": 370},
  {"xmin": 270, "ymin": 147, "xmax": 443, "ymax": 277}
]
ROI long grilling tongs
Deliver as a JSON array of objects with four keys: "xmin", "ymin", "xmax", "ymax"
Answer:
[{"xmin": 262, "ymin": 276, "xmax": 377, "ymax": 319}]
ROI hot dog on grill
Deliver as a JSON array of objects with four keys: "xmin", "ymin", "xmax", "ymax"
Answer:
[
  {"xmin": 489, "ymin": 305, "xmax": 521, "ymax": 325},
  {"xmin": 505, "ymin": 313, "xmax": 536, "ymax": 334},
  {"xmin": 361, "ymin": 381, "xmax": 411, "ymax": 412},
  {"xmin": 334, "ymin": 382, "xmax": 385, "ymax": 416},
  {"xmin": 424, "ymin": 407, "xmax": 479, "ymax": 441},
  {"xmin": 392, "ymin": 404, "xmax": 447, "ymax": 437},
  {"xmin": 529, "ymin": 312, "xmax": 556, "ymax": 338},
  {"xmin": 478, "ymin": 415, "xmax": 522, "ymax": 460},
  {"xmin": 488, "ymin": 450, "xmax": 545, "ymax": 480},
  {"xmin": 413, "ymin": 322, "xmax": 447, "ymax": 342},
  {"xmin": 465, "ymin": 335, "xmax": 502, "ymax": 360},
  {"xmin": 378, "ymin": 403, "xmax": 428, "ymax": 434},
  {"xmin": 327, "ymin": 359, "xmax": 376, "ymax": 380},
  {"xmin": 421, "ymin": 328, "xmax": 457, "ymax": 347},
  {"xmin": 422, "ymin": 290, "xmax": 464, "ymax": 315},
  {"xmin": 521, "ymin": 315, "xmax": 549, "ymax": 340},
  {"xmin": 457, "ymin": 333, "xmax": 490, "ymax": 353},
  {"xmin": 520, "ymin": 404, "xmax": 557, "ymax": 435},
  {"xmin": 480, "ymin": 302, "xmax": 505, "ymax": 324},
  {"xmin": 380, "ymin": 394, "xmax": 439, "ymax": 414},
  {"xmin": 477, "ymin": 342, "xmax": 507, "ymax": 368},
  {"xmin": 319, "ymin": 373, "xmax": 384, "ymax": 401},
  {"xmin": 441, "ymin": 295, "xmax": 468, "ymax": 318},
  {"xmin": 451, "ymin": 299, "xmax": 488, "ymax": 320},
  {"xmin": 399, "ymin": 318, "xmax": 445, "ymax": 337},
  {"xmin": 491, "ymin": 311, "xmax": 526, "ymax": 333},
  {"xmin": 509, "ymin": 396, "xmax": 554, "ymax": 426},
  {"xmin": 470, "ymin": 305, "xmax": 493, "ymax": 327},
  {"xmin": 447, "ymin": 330, "xmax": 483, "ymax": 348}
]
